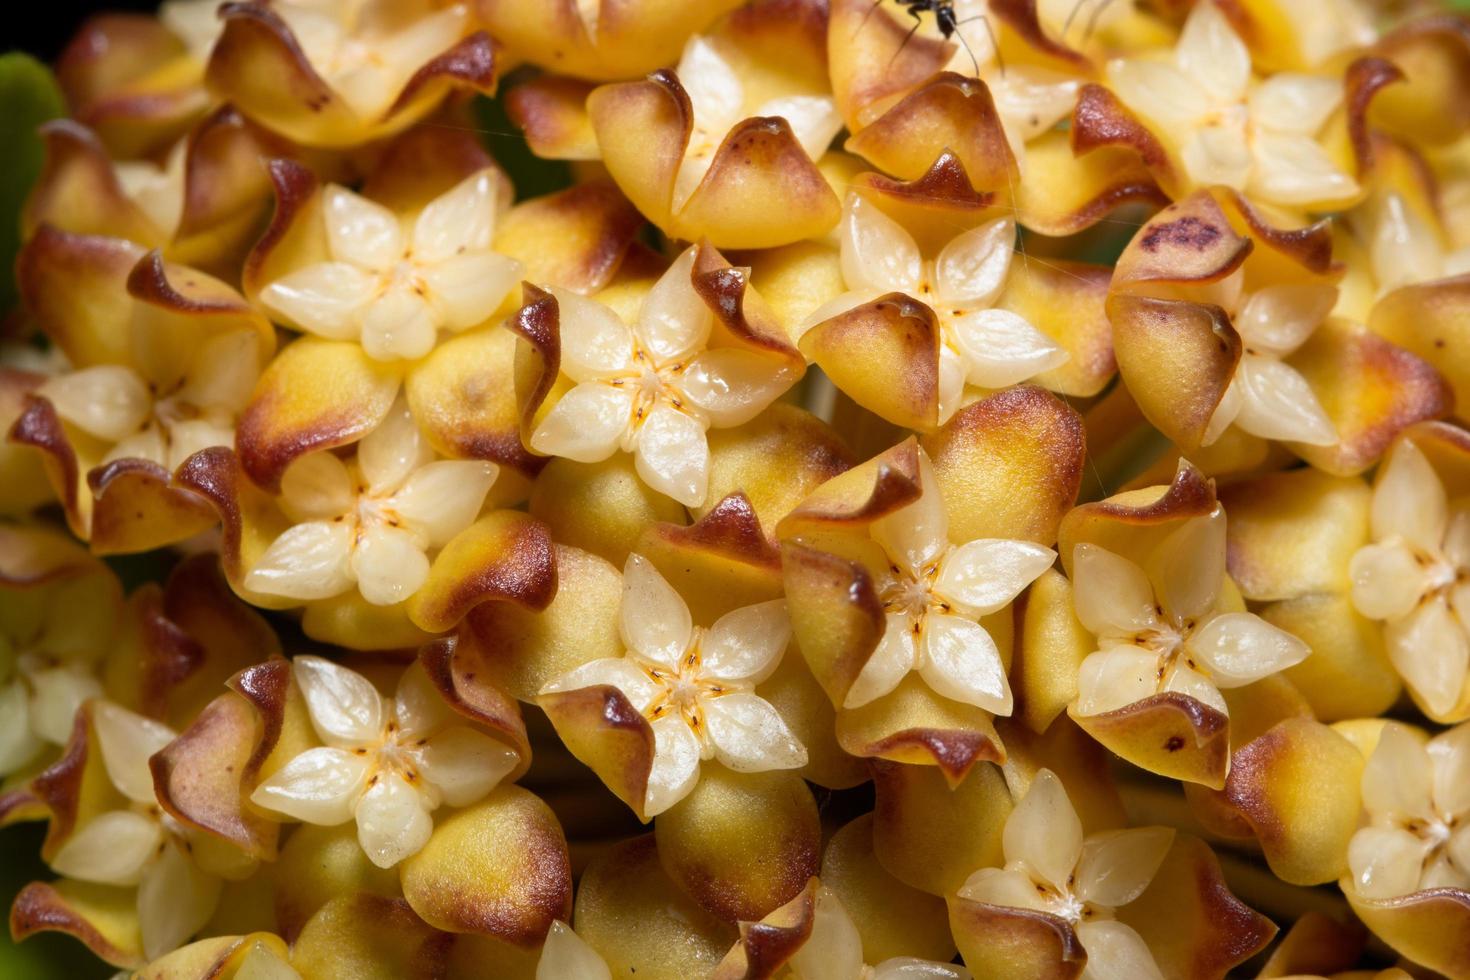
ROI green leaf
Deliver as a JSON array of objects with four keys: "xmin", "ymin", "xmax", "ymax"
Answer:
[{"xmin": 0, "ymin": 53, "xmax": 65, "ymax": 316}]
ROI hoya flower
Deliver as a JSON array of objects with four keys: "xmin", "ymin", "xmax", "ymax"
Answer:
[
  {"xmin": 845, "ymin": 446, "xmax": 1055, "ymax": 713},
  {"xmin": 245, "ymin": 400, "xmax": 498, "ymax": 607},
  {"xmin": 1071, "ymin": 508, "xmax": 1309, "ymax": 720},
  {"xmin": 1348, "ymin": 437, "xmax": 1470, "ymax": 720},
  {"xmin": 522, "ymin": 245, "xmax": 800, "ymax": 508},
  {"xmin": 1347, "ymin": 722, "xmax": 1470, "ymax": 899},
  {"xmin": 954, "ymin": 770, "xmax": 1175, "ymax": 979},
  {"xmin": 1358, "ymin": 186, "xmax": 1470, "ymax": 296},
  {"xmin": 250, "ymin": 656, "xmax": 519, "ymax": 868},
  {"xmin": 259, "ymin": 169, "xmax": 521, "ymax": 361},
  {"xmin": 44, "ymin": 702, "xmax": 221, "ymax": 960},
  {"xmin": 803, "ymin": 194, "xmax": 1067, "ymax": 425},
  {"xmin": 1106, "ymin": 3, "xmax": 1358, "ymax": 209},
  {"xmin": 540, "ymin": 553, "xmax": 806, "ymax": 817}
]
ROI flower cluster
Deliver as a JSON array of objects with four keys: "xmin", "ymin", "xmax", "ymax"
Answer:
[{"xmin": 2, "ymin": 0, "xmax": 1470, "ymax": 977}]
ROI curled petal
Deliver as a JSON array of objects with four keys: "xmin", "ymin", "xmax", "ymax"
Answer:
[{"xmin": 250, "ymin": 746, "xmax": 369, "ymax": 825}]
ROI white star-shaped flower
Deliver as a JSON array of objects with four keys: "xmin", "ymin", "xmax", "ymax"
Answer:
[
  {"xmin": 1106, "ymin": 2, "xmax": 1358, "ymax": 207},
  {"xmin": 250, "ymin": 656, "xmax": 519, "ymax": 868},
  {"xmin": 804, "ymin": 195, "xmax": 1067, "ymax": 423},
  {"xmin": 528, "ymin": 246, "xmax": 798, "ymax": 507},
  {"xmin": 1348, "ymin": 722, "xmax": 1470, "ymax": 899},
  {"xmin": 1349, "ymin": 438, "xmax": 1470, "ymax": 718},
  {"xmin": 958, "ymin": 769, "xmax": 1174, "ymax": 980},
  {"xmin": 245, "ymin": 399, "xmax": 497, "ymax": 606},
  {"xmin": 259, "ymin": 168, "xmax": 522, "ymax": 361},
  {"xmin": 48, "ymin": 702, "xmax": 222, "ymax": 960},
  {"xmin": 541, "ymin": 554, "xmax": 806, "ymax": 817},
  {"xmin": 845, "ymin": 446, "xmax": 1056, "ymax": 713},
  {"xmin": 1072, "ymin": 507, "xmax": 1309, "ymax": 718}
]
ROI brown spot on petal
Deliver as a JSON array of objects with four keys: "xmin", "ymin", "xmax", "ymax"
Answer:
[
  {"xmin": 1115, "ymin": 193, "xmax": 1253, "ymax": 289},
  {"xmin": 87, "ymin": 457, "xmax": 218, "ymax": 556},
  {"xmin": 1068, "ymin": 692, "xmax": 1230, "ymax": 789}
]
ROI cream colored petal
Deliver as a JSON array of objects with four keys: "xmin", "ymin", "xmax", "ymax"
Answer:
[
  {"xmin": 393, "ymin": 664, "xmax": 459, "ymax": 739},
  {"xmin": 160, "ymin": 0, "xmax": 223, "ymax": 57},
  {"xmin": 39, "ymin": 366, "xmax": 153, "ymax": 443},
  {"xmin": 232, "ymin": 941, "xmax": 301, "ymax": 980},
  {"xmin": 1232, "ymin": 354, "xmax": 1338, "ymax": 446},
  {"xmin": 935, "ymin": 538, "xmax": 1055, "ymax": 617},
  {"xmin": 1348, "ymin": 541, "xmax": 1429, "ymax": 622},
  {"xmin": 1372, "ymin": 439, "xmax": 1447, "ymax": 552},
  {"xmin": 280, "ymin": 451, "xmax": 356, "ymax": 520},
  {"xmin": 677, "ymin": 35, "xmax": 744, "ymax": 136},
  {"xmin": 93, "ymin": 700, "xmax": 176, "ymax": 805},
  {"xmin": 1201, "ymin": 375, "xmax": 1244, "ymax": 447},
  {"xmin": 164, "ymin": 418, "xmax": 234, "ymax": 471},
  {"xmin": 1429, "ymin": 723, "xmax": 1470, "ymax": 819},
  {"xmin": 324, "ymin": 186, "xmax": 404, "ymax": 271},
  {"xmin": 26, "ymin": 665, "xmax": 102, "ymax": 746},
  {"xmin": 1371, "ymin": 192, "xmax": 1445, "ymax": 294},
  {"xmin": 788, "ymin": 886, "xmax": 866, "ymax": 980},
  {"xmin": 1070, "ymin": 544, "xmax": 1159, "ymax": 638},
  {"xmin": 1075, "ymin": 646, "xmax": 1161, "ymax": 716},
  {"xmin": 1362, "ymin": 723, "xmax": 1435, "ymax": 821},
  {"xmin": 0, "ymin": 682, "xmax": 42, "ymax": 774},
  {"xmin": 956, "ymin": 866, "xmax": 1051, "ymax": 913},
  {"xmin": 355, "ymin": 770, "xmax": 434, "ymax": 868},
  {"xmin": 988, "ymin": 68, "xmax": 1079, "ymax": 143},
  {"xmin": 1347, "ymin": 825, "xmax": 1428, "ymax": 899},
  {"xmin": 50, "ymin": 810, "xmax": 163, "ymax": 886},
  {"xmin": 701, "ymin": 600, "xmax": 791, "ymax": 684},
  {"xmin": 679, "ymin": 349, "xmax": 795, "ymax": 428},
  {"xmin": 1075, "ymin": 920, "xmax": 1164, "ymax": 980},
  {"xmin": 293, "ymin": 655, "xmax": 384, "ymax": 747},
  {"xmin": 1161, "ymin": 662, "xmax": 1228, "ymax": 715},
  {"xmin": 529, "ymin": 383, "xmax": 632, "ymax": 463},
  {"xmin": 334, "ymin": 7, "xmax": 465, "ymax": 118},
  {"xmin": 548, "ymin": 287, "xmax": 636, "ymax": 382},
  {"xmin": 840, "ymin": 194, "xmax": 922, "ymax": 295},
  {"xmin": 138, "ymin": 838, "xmax": 221, "ymax": 960},
  {"xmin": 540, "ymin": 657, "xmax": 662, "ymax": 713},
  {"xmin": 177, "ymin": 330, "xmax": 262, "ymax": 413},
  {"xmin": 420, "ymin": 252, "xmax": 522, "ymax": 331},
  {"xmin": 843, "ymin": 613, "xmax": 919, "ymax": 709},
  {"xmin": 1386, "ymin": 596, "xmax": 1470, "ymax": 718},
  {"xmin": 387, "ymin": 460, "xmax": 497, "ymax": 548},
  {"xmin": 245, "ymin": 521, "xmax": 356, "ymax": 602},
  {"xmin": 1105, "ymin": 59, "xmax": 1210, "ymax": 132},
  {"xmin": 934, "ymin": 217, "xmax": 1015, "ymax": 309},
  {"xmin": 937, "ymin": 344, "xmax": 966, "ymax": 426},
  {"xmin": 948, "ymin": 308, "xmax": 1069, "ymax": 389},
  {"xmin": 871, "ymin": 449, "xmax": 949, "ymax": 575},
  {"xmin": 259, "ymin": 263, "xmax": 376, "ymax": 340},
  {"xmin": 1148, "ymin": 511, "xmax": 1226, "ymax": 623},
  {"xmin": 1176, "ymin": 2, "xmax": 1251, "ymax": 103},
  {"xmin": 361, "ymin": 283, "xmax": 440, "ymax": 362},
  {"xmin": 1450, "ymin": 826, "xmax": 1470, "ymax": 879},
  {"xmin": 1075, "ymin": 827, "xmax": 1175, "ymax": 908},
  {"xmin": 249, "ymin": 748, "xmax": 367, "ymax": 823},
  {"xmin": 1003, "ymin": 768, "xmax": 1083, "ymax": 891},
  {"xmin": 537, "ymin": 922, "xmax": 612, "ymax": 980},
  {"xmin": 621, "ymin": 553, "xmax": 694, "ymax": 671},
  {"xmin": 704, "ymin": 692, "xmax": 808, "ymax": 772},
  {"xmin": 412, "ymin": 170, "xmax": 499, "ymax": 265},
  {"xmin": 1185, "ymin": 611, "xmax": 1310, "ymax": 688},
  {"xmin": 633, "ymin": 403, "xmax": 710, "ymax": 508},
  {"xmin": 105, "ymin": 426, "xmax": 168, "ymax": 468},
  {"xmin": 645, "ymin": 714, "xmax": 703, "ymax": 817},
  {"xmin": 636, "ymin": 247, "xmax": 712, "ymax": 363},
  {"xmin": 1235, "ymin": 284, "xmax": 1337, "ymax": 357},
  {"xmin": 1444, "ymin": 512, "xmax": 1470, "ymax": 569},
  {"xmin": 1248, "ymin": 73, "xmax": 1343, "ymax": 137},
  {"xmin": 358, "ymin": 397, "xmax": 431, "ymax": 496},
  {"xmin": 758, "ymin": 94, "xmax": 843, "ymax": 162},
  {"xmin": 919, "ymin": 613, "xmax": 1012, "ymax": 714},
  {"xmin": 1181, "ymin": 122, "xmax": 1254, "ymax": 191},
  {"xmin": 412, "ymin": 726, "xmax": 519, "ymax": 807},
  {"xmin": 1248, "ymin": 134, "xmax": 1359, "ymax": 207},
  {"xmin": 351, "ymin": 524, "xmax": 431, "ymax": 606},
  {"xmin": 871, "ymin": 957, "xmax": 972, "ymax": 979}
]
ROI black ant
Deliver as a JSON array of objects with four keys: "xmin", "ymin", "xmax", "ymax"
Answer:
[{"xmin": 857, "ymin": 1, "xmax": 1005, "ymax": 78}]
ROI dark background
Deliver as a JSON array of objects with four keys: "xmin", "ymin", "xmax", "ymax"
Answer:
[{"xmin": 12, "ymin": 0, "xmax": 159, "ymax": 60}]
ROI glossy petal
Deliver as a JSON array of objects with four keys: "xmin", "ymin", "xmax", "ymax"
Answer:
[
  {"xmin": 1186, "ymin": 612, "xmax": 1310, "ymax": 688},
  {"xmin": 355, "ymin": 770, "xmax": 434, "ymax": 868},
  {"xmin": 1348, "ymin": 541, "xmax": 1428, "ymax": 621},
  {"xmin": 1075, "ymin": 828, "xmax": 1175, "ymax": 908},
  {"xmin": 701, "ymin": 600, "xmax": 791, "ymax": 683},
  {"xmin": 413, "ymin": 726, "xmax": 518, "ymax": 807},
  {"xmin": 637, "ymin": 248, "xmax": 711, "ymax": 362},
  {"xmin": 1182, "ymin": 123, "xmax": 1254, "ymax": 190},
  {"xmin": 919, "ymin": 613, "xmax": 1011, "ymax": 714},
  {"xmin": 949, "ymin": 308, "xmax": 1068, "ymax": 389},
  {"xmin": 421, "ymin": 252, "xmax": 522, "ymax": 330},
  {"xmin": 678, "ymin": 36, "xmax": 744, "ymax": 135},
  {"xmin": 1149, "ymin": 513, "xmax": 1225, "ymax": 623},
  {"xmin": 934, "ymin": 218, "xmax": 1015, "ymax": 309},
  {"xmin": 871, "ymin": 450, "xmax": 948, "ymax": 575},
  {"xmin": 137, "ymin": 839, "xmax": 220, "ymax": 960},
  {"xmin": 259, "ymin": 263, "xmax": 375, "ymax": 340},
  {"xmin": 388, "ymin": 460, "xmax": 497, "ymax": 548},
  {"xmin": 1430, "ymin": 724, "xmax": 1470, "ymax": 818},
  {"xmin": 956, "ymin": 866, "xmax": 1051, "ymax": 913},
  {"xmin": 537, "ymin": 921, "xmax": 612, "ymax": 980},
  {"xmin": 1074, "ymin": 920, "xmax": 1163, "ymax": 980},
  {"xmin": 541, "ymin": 657, "xmax": 662, "ymax": 713},
  {"xmin": 1248, "ymin": 74, "xmax": 1342, "ymax": 136},
  {"xmin": 844, "ymin": 613, "xmax": 919, "ymax": 709},
  {"xmin": 1160, "ymin": 662, "xmax": 1228, "ymax": 715},
  {"xmin": 250, "ymin": 746, "xmax": 370, "ymax": 824},
  {"xmin": 49, "ymin": 810, "xmax": 162, "ymax": 886},
  {"xmin": 280, "ymin": 451, "xmax": 355, "ymax": 520},
  {"xmin": 634, "ymin": 403, "xmax": 710, "ymax": 507},
  {"xmin": 324, "ymin": 186, "xmax": 403, "ymax": 271},
  {"xmin": 1348, "ymin": 825, "xmax": 1427, "ymax": 899},
  {"xmin": 935, "ymin": 539, "xmax": 1055, "ymax": 616},
  {"xmin": 530, "ymin": 383, "xmax": 632, "ymax": 462},
  {"xmin": 621, "ymin": 553, "xmax": 694, "ymax": 670},
  {"xmin": 293, "ymin": 655, "xmax": 384, "ymax": 746},
  {"xmin": 758, "ymin": 94, "xmax": 842, "ymax": 161},
  {"xmin": 645, "ymin": 714, "xmax": 702, "ymax": 817},
  {"xmin": 27, "ymin": 668, "xmax": 101, "ymax": 745},
  {"xmin": 412, "ymin": 170, "xmax": 498, "ymax": 265},
  {"xmin": 1075, "ymin": 646, "xmax": 1160, "ymax": 716},
  {"xmin": 1361, "ymin": 723, "xmax": 1435, "ymax": 822},
  {"xmin": 1372, "ymin": 440, "xmax": 1446, "ymax": 552},
  {"xmin": 1233, "ymin": 354, "xmax": 1337, "ymax": 446},
  {"xmin": 1176, "ymin": 2, "xmax": 1251, "ymax": 103},
  {"xmin": 352, "ymin": 524, "xmax": 432, "ymax": 606},
  {"xmin": 1107, "ymin": 60, "xmax": 1209, "ymax": 132},
  {"xmin": 0, "ymin": 683, "xmax": 42, "ymax": 773},
  {"xmin": 704, "ymin": 692, "xmax": 808, "ymax": 772},
  {"xmin": 789, "ymin": 886, "xmax": 865, "ymax": 980},
  {"xmin": 551, "ymin": 289, "xmax": 635, "ymax": 382},
  {"xmin": 40, "ymin": 366, "xmax": 152, "ymax": 443},
  {"xmin": 1386, "ymin": 597, "xmax": 1470, "ymax": 718},
  {"xmin": 1249, "ymin": 134, "xmax": 1358, "ymax": 207},
  {"xmin": 246, "ymin": 521, "xmax": 356, "ymax": 601},
  {"xmin": 680, "ymin": 349, "xmax": 793, "ymax": 428},
  {"xmin": 1235, "ymin": 284, "xmax": 1337, "ymax": 357},
  {"xmin": 356, "ymin": 397, "xmax": 429, "ymax": 495},
  {"xmin": 361, "ymin": 283, "xmax": 439, "ymax": 362},
  {"xmin": 394, "ymin": 665, "xmax": 459, "ymax": 739},
  {"xmin": 1003, "ymin": 769, "xmax": 1082, "ymax": 891},
  {"xmin": 1071, "ymin": 545, "xmax": 1158, "ymax": 638},
  {"xmin": 93, "ymin": 701, "xmax": 176, "ymax": 804},
  {"xmin": 841, "ymin": 195, "xmax": 921, "ymax": 295}
]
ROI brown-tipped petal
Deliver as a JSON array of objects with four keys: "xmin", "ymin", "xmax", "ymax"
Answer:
[
  {"xmin": 418, "ymin": 638, "xmax": 531, "ymax": 781},
  {"xmin": 408, "ymin": 512, "xmax": 557, "ymax": 634},
  {"xmin": 359, "ymin": 123, "xmax": 505, "ymax": 215},
  {"xmin": 135, "ymin": 932, "xmax": 295, "ymax": 980},
  {"xmin": 0, "ymin": 369, "xmax": 54, "ymax": 515},
  {"xmin": 871, "ymin": 759, "xmax": 1012, "ymax": 896},
  {"xmin": 779, "ymin": 542, "xmax": 886, "ymax": 708},
  {"xmin": 494, "ymin": 183, "xmax": 643, "ymax": 295},
  {"xmin": 505, "ymin": 76, "xmax": 599, "ymax": 160},
  {"xmin": 633, "ymin": 493, "xmax": 782, "ymax": 624},
  {"xmin": 8, "ymin": 396, "xmax": 90, "ymax": 539},
  {"xmin": 1058, "ymin": 461, "xmax": 1218, "ymax": 577},
  {"xmin": 847, "ymin": 154, "xmax": 994, "ymax": 256},
  {"xmin": 655, "ymin": 768, "xmax": 820, "ymax": 923},
  {"xmin": 1014, "ymin": 129, "xmax": 1168, "ymax": 239},
  {"xmin": 290, "ymin": 893, "xmax": 453, "ymax": 980},
  {"xmin": 9, "ymin": 879, "xmax": 144, "ymax": 968},
  {"xmin": 1113, "ymin": 193, "xmax": 1254, "ymax": 292},
  {"xmin": 712, "ymin": 878, "xmax": 817, "ymax": 980},
  {"xmin": 836, "ymin": 673, "xmax": 1007, "ymax": 784},
  {"xmin": 826, "ymin": 0, "xmax": 952, "ymax": 129},
  {"xmin": 400, "ymin": 785, "xmax": 571, "ymax": 945},
  {"xmin": 126, "ymin": 249, "xmax": 274, "ymax": 367},
  {"xmin": 777, "ymin": 437, "xmax": 921, "ymax": 540},
  {"xmin": 1256, "ymin": 912, "xmax": 1366, "ymax": 979},
  {"xmin": 240, "ymin": 159, "xmax": 325, "ymax": 301},
  {"xmin": 33, "ymin": 704, "xmax": 125, "ymax": 860},
  {"xmin": 1071, "ymin": 83, "xmax": 1181, "ymax": 199},
  {"xmin": 1342, "ymin": 882, "xmax": 1470, "ymax": 979},
  {"xmin": 1015, "ymin": 570, "xmax": 1091, "ymax": 734},
  {"xmin": 1069, "ymin": 693, "xmax": 1231, "ymax": 789},
  {"xmin": 236, "ymin": 339, "xmax": 403, "ymax": 492},
  {"xmin": 947, "ymin": 899, "xmax": 1085, "ymax": 980},
  {"xmin": 1371, "ymin": 18, "xmax": 1470, "ymax": 147},
  {"xmin": 538, "ymin": 685, "xmax": 656, "ymax": 822},
  {"xmin": 585, "ymin": 73, "xmax": 689, "ymax": 234},
  {"xmin": 22, "ymin": 120, "xmax": 162, "ymax": 245},
  {"xmin": 799, "ymin": 293, "xmax": 941, "ymax": 431},
  {"xmin": 1366, "ymin": 277, "xmax": 1470, "ymax": 416},
  {"xmin": 225, "ymin": 658, "xmax": 318, "ymax": 789},
  {"xmin": 87, "ymin": 459, "xmax": 219, "ymax": 556},
  {"xmin": 172, "ymin": 448, "xmax": 294, "ymax": 604},
  {"xmin": 16, "ymin": 227, "xmax": 145, "ymax": 368}
]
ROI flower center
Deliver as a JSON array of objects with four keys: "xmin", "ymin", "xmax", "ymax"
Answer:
[
  {"xmin": 879, "ymin": 560, "xmax": 951, "ymax": 634},
  {"xmin": 610, "ymin": 345, "xmax": 699, "ymax": 434},
  {"xmin": 640, "ymin": 627, "xmax": 729, "ymax": 751}
]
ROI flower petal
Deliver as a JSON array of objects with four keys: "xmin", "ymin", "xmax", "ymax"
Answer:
[
  {"xmin": 244, "ymin": 521, "xmax": 356, "ymax": 602},
  {"xmin": 1348, "ymin": 541, "xmax": 1428, "ymax": 621},
  {"xmin": 355, "ymin": 770, "xmax": 434, "ymax": 868},
  {"xmin": 636, "ymin": 247, "xmax": 711, "ymax": 362},
  {"xmin": 1160, "ymin": 662, "xmax": 1228, "ymax": 715},
  {"xmin": 645, "ymin": 714, "xmax": 702, "ymax": 817},
  {"xmin": 677, "ymin": 36, "xmax": 744, "ymax": 136},
  {"xmin": 918, "ymin": 613, "xmax": 1012, "ymax": 714},
  {"xmin": 1106, "ymin": 60, "xmax": 1209, "ymax": 132},
  {"xmin": 704, "ymin": 692, "xmax": 808, "ymax": 772},
  {"xmin": 352, "ymin": 524, "xmax": 432, "ymax": 606},
  {"xmin": 948, "ymin": 308, "xmax": 1068, "ymax": 389},
  {"xmin": 1361, "ymin": 723, "xmax": 1435, "ymax": 823},
  {"xmin": 388, "ymin": 460, "xmax": 497, "ymax": 548},
  {"xmin": 1372, "ymin": 439, "xmax": 1447, "ymax": 553},
  {"xmin": 1073, "ymin": 920, "xmax": 1164, "ymax": 980},
  {"xmin": 529, "ymin": 383, "xmax": 632, "ymax": 463},
  {"xmin": 361, "ymin": 283, "xmax": 440, "ymax": 362},
  {"xmin": 412, "ymin": 170, "xmax": 498, "ymax": 265},
  {"xmin": 50, "ymin": 810, "xmax": 162, "ymax": 885},
  {"xmin": 934, "ymin": 218, "xmax": 1015, "ymax": 309},
  {"xmin": 1347, "ymin": 825, "xmax": 1428, "ymax": 899},
  {"xmin": 413, "ymin": 726, "xmax": 519, "ymax": 808},
  {"xmin": 250, "ymin": 746, "xmax": 370, "ymax": 824},
  {"xmin": 259, "ymin": 262, "xmax": 375, "ymax": 340},
  {"xmin": 1248, "ymin": 74, "xmax": 1342, "ymax": 136},
  {"xmin": 1071, "ymin": 544, "xmax": 1158, "ymax": 638},
  {"xmin": 1148, "ymin": 512, "xmax": 1226, "ymax": 623},
  {"xmin": 844, "ymin": 613, "xmax": 919, "ymax": 709},
  {"xmin": 1385, "ymin": 596, "xmax": 1470, "ymax": 718},
  {"xmin": 680, "ymin": 349, "xmax": 794, "ymax": 428},
  {"xmin": 1003, "ymin": 768, "xmax": 1082, "ymax": 891},
  {"xmin": 280, "ymin": 450, "xmax": 356, "ymax": 520},
  {"xmin": 1176, "ymin": 2, "xmax": 1251, "ymax": 104},
  {"xmin": 1235, "ymin": 284, "xmax": 1337, "ymax": 357},
  {"xmin": 420, "ymin": 252, "xmax": 522, "ymax": 331},
  {"xmin": 620, "ymin": 553, "xmax": 693, "ymax": 670},
  {"xmin": 1429, "ymin": 723, "xmax": 1470, "ymax": 819},
  {"xmin": 0, "ymin": 682, "xmax": 42, "ymax": 774},
  {"xmin": 1075, "ymin": 646, "xmax": 1160, "ymax": 716},
  {"xmin": 1232, "ymin": 354, "xmax": 1337, "ymax": 446},
  {"xmin": 956, "ymin": 866, "xmax": 1050, "ymax": 914},
  {"xmin": 92, "ymin": 700, "xmax": 176, "ymax": 805},
  {"xmin": 1075, "ymin": 827, "xmax": 1175, "ymax": 908},
  {"xmin": 871, "ymin": 449, "xmax": 949, "ymax": 575},
  {"xmin": 1185, "ymin": 612, "xmax": 1310, "ymax": 688},
  {"xmin": 39, "ymin": 366, "xmax": 152, "ymax": 443},
  {"xmin": 541, "ymin": 657, "xmax": 662, "ymax": 713},
  {"xmin": 1181, "ymin": 123, "xmax": 1254, "ymax": 192},
  {"xmin": 788, "ymin": 886, "xmax": 865, "ymax": 980},
  {"xmin": 756, "ymin": 94, "xmax": 842, "ymax": 161},
  {"xmin": 701, "ymin": 599, "xmax": 791, "ymax": 684},
  {"xmin": 137, "ymin": 838, "xmax": 221, "ymax": 960},
  {"xmin": 935, "ymin": 539, "xmax": 1055, "ymax": 617},
  {"xmin": 1248, "ymin": 134, "xmax": 1358, "ymax": 207},
  {"xmin": 324, "ymin": 186, "xmax": 404, "ymax": 271},
  {"xmin": 27, "ymin": 666, "xmax": 102, "ymax": 747},
  {"xmin": 358, "ymin": 397, "xmax": 431, "ymax": 496},
  {"xmin": 840, "ymin": 195, "xmax": 921, "ymax": 295},
  {"xmin": 293, "ymin": 655, "xmax": 384, "ymax": 746},
  {"xmin": 537, "ymin": 921, "xmax": 612, "ymax": 980},
  {"xmin": 634, "ymin": 403, "xmax": 710, "ymax": 508},
  {"xmin": 549, "ymin": 288, "xmax": 635, "ymax": 382}
]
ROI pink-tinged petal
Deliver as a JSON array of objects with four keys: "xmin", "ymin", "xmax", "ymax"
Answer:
[
  {"xmin": 1161, "ymin": 663, "xmax": 1228, "ymax": 716},
  {"xmin": 844, "ymin": 614, "xmax": 919, "ymax": 710},
  {"xmin": 413, "ymin": 726, "xmax": 518, "ymax": 808},
  {"xmin": 1348, "ymin": 541, "xmax": 1427, "ymax": 621},
  {"xmin": 412, "ymin": 169, "xmax": 498, "ymax": 264},
  {"xmin": 421, "ymin": 252, "xmax": 522, "ymax": 330},
  {"xmin": 1176, "ymin": 2, "xmax": 1251, "ymax": 103},
  {"xmin": 324, "ymin": 186, "xmax": 404, "ymax": 271},
  {"xmin": 680, "ymin": 349, "xmax": 795, "ymax": 428},
  {"xmin": 1075, "ymin": 828, "xmax": 1175, "ymax": 908},
  {"xmin": 258, "ymin": 263, "xmax": 376, "ymax": 340},
  {"xmin": 1075, "ymin": 647, "xmax": 1160, "ymax": 717},
  {"xmin": 1347, "ymin": 825, "xmax": 1427, "ymax": 899},
  {"xmin": 351, "ymin": 524, "xmax": 431, "ymax": 606},
  {"xmin": 1361, "ymin": 723, "xmax": 1434, "ymax": 824},
  {"xmin": 634, "ymin": 403, "xmax": 710, "ymax": 508},
  {"xmin": 955, "ymin": 866, "xmax": 1051, "ymax": 913},
  {"xmin": 949, "ymin": 309, "xmax": 1068, "ymax": 390},
  {"xmin": 1186, "ymin": 612, "xmax": 1310, "ymax": 688},
  {"xmin": 542, "ymin": 658, "xmax": 662, "ymax": 714},
  {"xmin": 871, "ymin": 449, "xmax": 948, "ymax": 575},
  {"xmin": 537, "ymin": 921, "xmax": 611, "ymax": 980},
  {"xmin": 388, "ymin": 460, "xmax": 497, "ymax": 548},
  {"xmin": 934, "ymin": 218, "xmax": 1014, "ymax": 309},
  {"xmin": 637, "ymin": 247, "xmax": 713, "ymax": 362},
  {"xmin": 279, "ymin": 451, "xmax": 355, "ymax": 520},
  {"xmin": 1003, "ymin": 769, "xmax": 1082, "ymax": 891},
  {"xmin": 244, "ymin": 521, "xmax": 355, "ymax": 602},
  {"xmin": 1235, "ymin": 284, "xmax": 1336, "ymax": 357},
  {"xmin": 249, "ymin": 746, "xmax": 370, "ymax": 824},
  {"xmin": 645, "ymin": 714, "xmax": 703, "ymax": 817},
  {"xmin": 1386, "ymin": 597, "xmax": 1470, "ymax": 719},
  {"xmin": 1148, "ymin": 511, "xmax": 1226, "ymax": 624},
  {"xmin": 703, "ymin": 692, "xmax": 808, "ymax": 772},
  {"xmin": 1073, "ymin": 920, "xmax": 1163, "ymax": 980},
  {"xmin": 547, "ymin": 289, "xmax": 635, "ymax": 382},
  {"xmin": 361, "ymin": 283, "xmax": 439, "ymax": 362},
  {"xmin": 39, "ymin": 366, "xmax": 152, "ymax": 443},
  {"xmin": 621, "ymin": 553, "xmax": 694, "ymax": 670},
  {"xmin": 136, "ymin": 838, "xmax": 220, "ymax": 960},
  {"xmin": 919, "ymin": 614, "xmax": 1011, "ymax": 715},
  {"xmin": 292, "ymin": 655, "xmax": 384, "ymax": 746},
  {"xmin": 840, "ymin": 195, "xmax": 921, "ymax": 295},
  {"xmin": 1372, "ymin": 439, "xmax": 1447, "ymax": 552},
  {"xmin": 49, "ymin": 810, "xmax": 162, "ymax": 886},
  {"xmin": 1070, "ymin": 545, "xmax": 1157, "ymax": 638},
  {"xmin": 1232, "ymin": 355, "xmax": 1337, "ymax": 447},
  {"xmin": 92, "ymin": 701, "xmax": 175, "ymax": 805},
  {"xmin": 701, "ymin": 599, "xmax": 791, "ymax": 684},
  {"xmin": 355, "ymin": 770, "xmax": 434, "ymax": 869},
  {"xmin": 935, "ymin": 539, "xmax": 1055, "ymax": 617},
  {"xmin": 530, "ymin": 383, "xmax": 632, "ymax": 462}
]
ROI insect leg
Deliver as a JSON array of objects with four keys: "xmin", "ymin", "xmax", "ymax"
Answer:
[{"xmin": 950, "ymin": 12, "xmax": 1004, "ymax": 76}]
